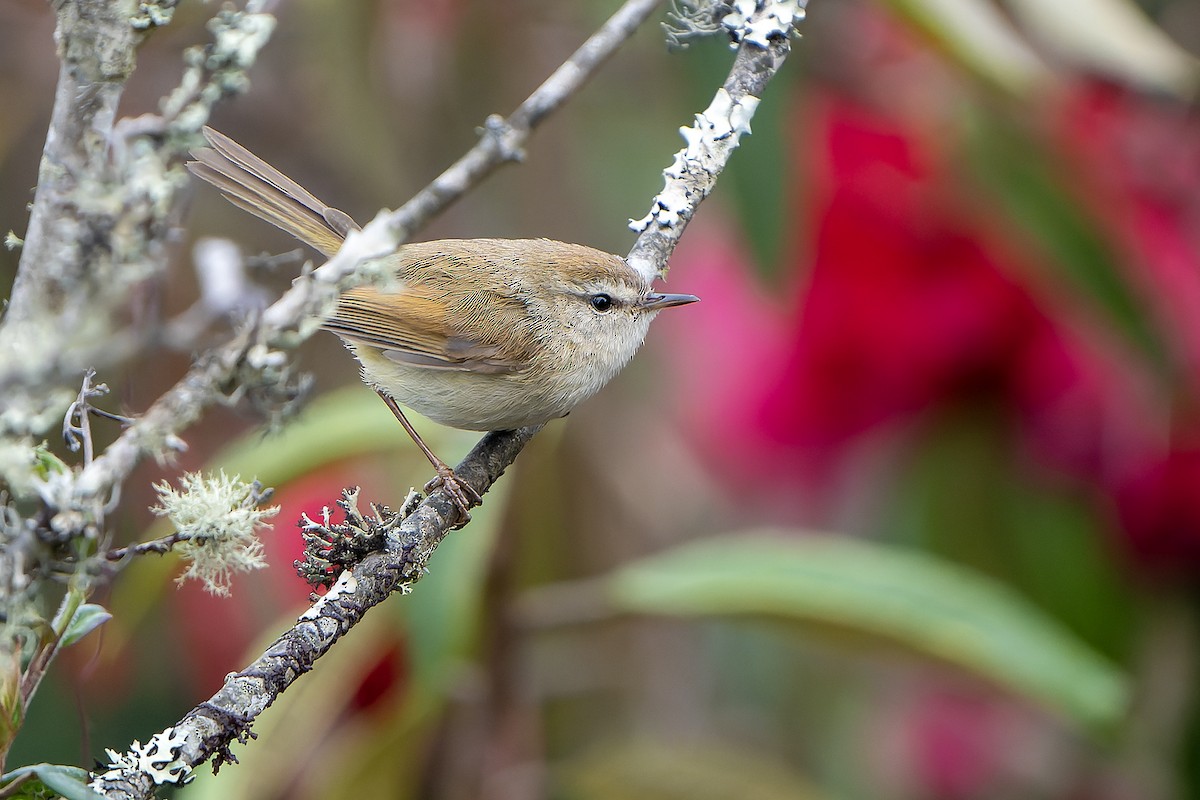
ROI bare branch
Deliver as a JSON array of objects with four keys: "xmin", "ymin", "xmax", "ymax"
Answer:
[{"xmin": 103, "ymin": 532, "xmax": 187, "ymax": 561}]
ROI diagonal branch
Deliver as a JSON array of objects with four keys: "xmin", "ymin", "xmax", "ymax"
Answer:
[
  {"xmin": 90, "ymin": 2, "xmax": 805, "ymax": 796},
  {"xmin": 77, "ymin": 0, "xmax": 669, "ymax": 514},
  {"xmin": 89, "ymin": 427, "xmax": 540, "ymax": 800}
]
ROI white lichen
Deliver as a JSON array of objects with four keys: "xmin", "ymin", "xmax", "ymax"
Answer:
[
  {"xmin": 723, "ymin": 0, "xmax": 807, "ymax": 49},
  {"xmin": 152, "ymin": 471, "xmax": 277, "ymax": 596},
  {"xmin": 299, "ymin": 569, "xmax": 359, "ymax": 621},
  {"xmin": 91, "ymin": 727, "xmax": 194, "ymax": 789},
  {"xmin": 663, "ymin": 0, "xmax": 725, "ymax": 47},
  {"xmin": 629, "ymin": 88, "xmax": 761, "ymax": 232},
  {"xmin": 157, "ymin": 8, "xmax": 276, "ymax": 134},
  {"xmin": 130, "ymin": 1, "xmax": 176, "ymax": 31},
  {"xmin": 245, "ymin": 343, "xmax": 288, "ymax": 371},
  {"xmin": 208, "ymin": 10, "xmax": 277, "ymax": 71},
  {"xmin": 33, "ymin": 464, "xmax": 105, "ymax": 543}
]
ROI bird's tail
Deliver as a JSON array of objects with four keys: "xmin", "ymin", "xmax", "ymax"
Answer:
[{"xmin": 187, "ymin": 127, "xmax": 359, "ymax": 257}]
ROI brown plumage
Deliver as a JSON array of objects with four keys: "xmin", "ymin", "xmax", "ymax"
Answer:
[{"xmin": 187, "ymin": 127, "xmax": 698, "ymax": 520}]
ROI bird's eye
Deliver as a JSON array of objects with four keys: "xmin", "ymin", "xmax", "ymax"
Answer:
[{"xmin": 590, "ymin": 293, "xmax": 614, "ymax": 312}]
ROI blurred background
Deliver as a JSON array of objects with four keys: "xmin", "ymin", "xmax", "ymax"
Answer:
[{"xmin": 3, "ymin": 0, "xmax": 1200, "ymax": 798}]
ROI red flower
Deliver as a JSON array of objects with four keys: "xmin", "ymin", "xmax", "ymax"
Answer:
[{"xmin": 666, "ymin": 81, "xmax": 1200, "ymax": 568}]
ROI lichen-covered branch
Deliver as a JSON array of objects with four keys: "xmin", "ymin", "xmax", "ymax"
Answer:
[
  {"xmin": 5, "ymin": 0, "xmax": 143, "ymax": 326},
  {"xmin": 88, "ymin": 428, "xmax": 539, "ymax": 799},
  {"xmin": 0, "ymin": 0, "xmax": 274, "ymax": 778},
  {"xmin": 78, "ymin": 0, "xmax": 669, "ymax": 521},
  {"xmin": 89, "ymin": 2, "xmax": 806, "ymax": 795},
  {"xmin": 628, "ymin": 0, "xmax": 805, "ymax": 280},
  {"xmin": 0, "ymin": 1, "xmax": 274, "ymax": 399}
]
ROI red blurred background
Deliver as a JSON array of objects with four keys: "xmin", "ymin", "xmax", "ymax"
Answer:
[{"xmin": 3, "ymin": 1, "xmax": 1200, "ymax": 798}]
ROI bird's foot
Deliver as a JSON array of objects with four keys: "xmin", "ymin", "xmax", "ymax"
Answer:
[{"xmin": 424, "ymin": 465, "xmax": 482, "ymax": 527}]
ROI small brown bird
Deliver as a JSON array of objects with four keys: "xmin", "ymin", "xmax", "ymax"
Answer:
[{"xmin": 188, "ymin": 128, "xmax": 698, "ymax": 520}]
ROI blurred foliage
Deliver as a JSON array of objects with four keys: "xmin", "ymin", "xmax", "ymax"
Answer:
[
  {"xmin": 609, "ymin": 533, "xmax": 1127, "ymax": 733},
  {"xmin": 962, "ymin": 109, "xmax": 1168, "ymax": 370},
  {"xmin": 559, "ymin": 739, "xmax": 829, "ymax": 800},
  {"xmin": 3, "ymin": 0, "xmax": 1200, "ymax": 798},
  {"xmin": 0, "ymin": 763, "xmax": 98, "ymax": 800}
]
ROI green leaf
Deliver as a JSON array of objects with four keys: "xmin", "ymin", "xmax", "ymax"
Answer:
[
  {"xmin": 59, "ymin": 604, "xmax": 110, "ymax": 648},
  {"xmin": 34, "ymin": 765, "xmax": 101, "ymax": 800},
  {"xmin": 890, "ymin": 410, "xmax": 1136, "ymax": 660},
  {"xmin": 1, "ymin": 764, "xmax": 101, "ymax": 800},
  {"xmin": 882, "ymin": 0, "xmax": 1048, "ymax": 93},
  {"xmin": 607, "ymin": 533, "xmax": 1127, "ymax": 733},
  {"xmin": 31, "ymin": 444, "xmax": 67, "ymax": 480},
  {"xmin": 560, "ymin": 739, "xmax": 830, "ymax": 800},
  {"xmin": 1004, "ymin": 0, "xmax": 1199, "ymax": 95}
]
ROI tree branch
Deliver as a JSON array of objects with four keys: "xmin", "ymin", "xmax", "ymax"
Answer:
[
  {"xmin": 5, "ymin": 0, "xmax": 143, "ymax": 326},
  {"xmin": 88, "ymin": 427, "xmax": 540, "ymax": 799},
  {"xmin": 90, "ymin": 1, "xmax": 805, "ymax": 795},
  {"xmin": 0, "ymin": 1, "xmax": 273, "ymax": 398},
  {"xmin": 74, "ymin": 0, "xmax": 668, "ymax": 519}
]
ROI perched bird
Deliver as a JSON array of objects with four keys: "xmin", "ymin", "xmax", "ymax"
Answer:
[{"xmin": 189, "ymin": 128, "xmax": 698, "ymax": 521}]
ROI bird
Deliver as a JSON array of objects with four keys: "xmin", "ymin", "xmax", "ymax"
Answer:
[{"xmin": 188, "ymin": 127, "xmax": 698, "ymax": 522}]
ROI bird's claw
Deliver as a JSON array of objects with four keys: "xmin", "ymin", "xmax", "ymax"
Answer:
[{"xmin": 424, "ymin": 466, "xmax": 482, "ymax": 527}]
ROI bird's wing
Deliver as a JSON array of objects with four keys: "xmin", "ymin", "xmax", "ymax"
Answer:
[{"xmin": 323, "ymin": 284, "xmax": 538, "ymax": 375}]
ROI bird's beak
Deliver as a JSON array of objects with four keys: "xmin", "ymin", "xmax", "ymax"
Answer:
[{"xmin": 641, "ymin": 292, "xmax": 700, "ymax": 311}]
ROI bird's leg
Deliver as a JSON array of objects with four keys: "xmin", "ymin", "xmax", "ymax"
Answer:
[{"xmin": 376, "ymin": 391, "xmax": 482, "ymax": 525}]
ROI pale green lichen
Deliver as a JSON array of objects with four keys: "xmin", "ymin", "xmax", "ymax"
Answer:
[
  {"xmin": 0, "ymin": 387, "xmax": 76, "ymax": 438},
  {"xmin": 0, "ymin": 440, "xmax": 60, "ymax": 500},
  {"xmin": 130, "ymin": 1, "xmax": 177, "ymax": 31},
  {"xmin": 208, "ymin": 10, "xmax": 276, "ymax": 70},
  {"xmin": 723, "ymin": 0, "xmax": 806, "ymax": 49},
  {"xmin": 159, "ymin": 9, "xmax": 276, "ymax": 138},
  {"xmin": 152, "ymin": 471, "xmax": 277, "ymax": 595},
  {"xmin": 91, "ymin": 727, "xmax": 193, "ymax": 789},
  {"xmin": 629, "ymin": 88, "xmax": 762, "ymax": 232}
]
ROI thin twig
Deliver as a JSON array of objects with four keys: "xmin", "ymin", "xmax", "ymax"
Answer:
[
  {"xmin": 91, "ymin": 1, "xmax": 802, "ymax": 795},
  {"xmin": 104, "ymin": 533, "xmax": 188, "ymax": 561},
  {"xmin": 380, "ymin": 0, "xmax": 668, "ymax": 244},
  {"xmin": 62, "ymin": 368, "xmax": 125, "ymax": 466},
  {"xmin": 77, "ymin": 0, "xmax": 669, "ymax": 520},
  {"xmin": 89, "ymin": 427, "xmax": 541, "ymax": 799}
]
